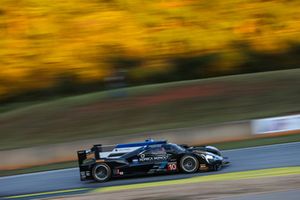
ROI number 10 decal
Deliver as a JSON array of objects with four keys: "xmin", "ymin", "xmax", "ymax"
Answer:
[{"xmin": 167, "ymin": 163, "xmax": 177, "ymax": 171}]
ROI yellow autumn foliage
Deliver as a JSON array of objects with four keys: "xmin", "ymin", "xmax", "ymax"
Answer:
[{"xmin": 0, "ymin": 0, "xmax": 300, "ymax": 99}]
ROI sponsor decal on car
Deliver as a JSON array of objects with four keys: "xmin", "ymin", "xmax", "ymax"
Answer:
[
  {"xmin": 140, "ymin": 154, "xmax": 145, "ymax": 159},
  {"xmin": 139, "ymin": 155, "xmax": 168, "ymax": 162},
  {"xmin": 199, "ymin": 164, "xmax": 209, "ymax": 171},
  {"xmin": 167, "ymin": 162, "xmax": 177, "ymax": 171}
]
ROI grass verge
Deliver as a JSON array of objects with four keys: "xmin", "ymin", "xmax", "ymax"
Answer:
[
  {"xmin": 2, "ymin": 188, "xmax": 90, "ymax": 199},
  {"xmin": 0, "ymin": 69, "xmax": 300, "ymax": 150}
]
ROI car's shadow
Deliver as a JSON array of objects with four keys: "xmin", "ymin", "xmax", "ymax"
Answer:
[{"xmin": 84, "ymin": 167, "xmax": 231, "ymax": 187}]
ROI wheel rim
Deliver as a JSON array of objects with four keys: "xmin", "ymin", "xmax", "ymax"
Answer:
[
  {"xmin": 94, "ymin": 165, "xmax": 109, "ymax": 181},
  {"xmin": 182, "ymin": 156, "xmax": 198, "ymax": 172}
]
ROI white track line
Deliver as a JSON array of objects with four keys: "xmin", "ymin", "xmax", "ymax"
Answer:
[{"xmin": 0, "ymin": 167, "xmax": 77, "ymax": 180}]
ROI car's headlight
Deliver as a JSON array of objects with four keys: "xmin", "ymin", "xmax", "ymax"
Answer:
[{"xmin": 202, "ymin": 154, "xmax": 218, "ymax": 163}]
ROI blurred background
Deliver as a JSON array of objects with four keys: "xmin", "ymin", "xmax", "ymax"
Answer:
[
  {"xmin": 1, "ymin": 0, "xmax": 300, "ymax": 103},
  {"xmin": 0, "ymin": 0, "xmax": 300, "ymax": 171},
  {"xmin": 0, "ymin": 1, "xmax": 300, "ymax": 200}
]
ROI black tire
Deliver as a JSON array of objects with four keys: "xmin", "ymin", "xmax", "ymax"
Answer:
[
  {"xmin": 92, "ymin": 163, "xmax": 111, "ymax": 182},
  {"xmin": 180, "ymin": 155, "xmax": 199, "ymax": 173}
]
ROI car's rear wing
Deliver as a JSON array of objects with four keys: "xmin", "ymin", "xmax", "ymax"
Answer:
[{"xmin": 77, "ymin": 144, "xmax": 115, "ymax": 165}]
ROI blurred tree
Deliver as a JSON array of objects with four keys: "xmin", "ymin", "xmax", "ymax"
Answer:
[{"xmin": 0, "ymin": 0, "xmax": 300, "ymax": 102}]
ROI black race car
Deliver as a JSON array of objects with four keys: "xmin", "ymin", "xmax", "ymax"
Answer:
[{"xmin": 77, "ymin": 139, "xmax": 229, "ymax": 182}]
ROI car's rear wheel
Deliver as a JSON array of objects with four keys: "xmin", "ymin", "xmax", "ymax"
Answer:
[
  {"xmin": 180, "ymin": 155, "xmax": 199, "ymax": 173},
  {"xmin": 92, "ymin": 163, "xmax": 111, "ymax": 182}
]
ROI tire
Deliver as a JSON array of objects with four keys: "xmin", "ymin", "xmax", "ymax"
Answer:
[
  {"xmin": 180, "ymin": 155, "xmax": 199, "ymax": 173},
  {"xmin": 92, "ymin": 163, "xmax": 111, "ymax": 182}
]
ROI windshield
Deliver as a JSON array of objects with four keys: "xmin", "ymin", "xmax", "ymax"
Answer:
[
  {"xmin": 172, "ymin": 144, "xmax": 186, "ymax": 151},
  {"xmin": 164, "ymin": 143, "xmax": 186, "ymax": 152}
]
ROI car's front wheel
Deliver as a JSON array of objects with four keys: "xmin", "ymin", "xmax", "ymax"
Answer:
[
  {"xmin": 92, "ymin": 163, "xmax": 111, "ymax": 182},
  {"xmin": 180, "ymin": 155, "xmax": 199, "ymax": 173}
]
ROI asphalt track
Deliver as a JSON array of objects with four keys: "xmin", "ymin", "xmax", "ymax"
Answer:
[{"xmin": 1, "ymin": 142, "xmax": 300, "ymax": 199}]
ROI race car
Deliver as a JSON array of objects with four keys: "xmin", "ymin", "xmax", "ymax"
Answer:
[{"xmin": 77, "ymin": 139, "xmax": 229, "ymax": 182}]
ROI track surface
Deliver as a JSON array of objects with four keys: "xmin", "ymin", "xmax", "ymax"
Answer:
[{"xmin": 1, "ymin": 142, "xmax": 300, "ymax": 197}]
